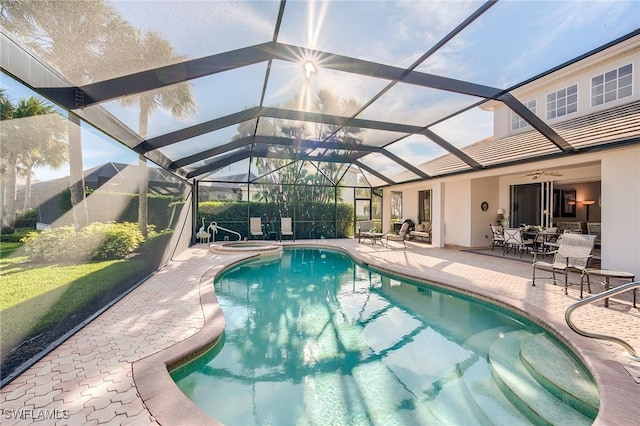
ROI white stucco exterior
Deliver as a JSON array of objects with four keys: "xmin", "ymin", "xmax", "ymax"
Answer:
[
  {"xmin": 383, "ymin": 145, "xmax": 640, "ymax": 278},
  {"xmin": 382, "ymin": 36, "xmax": 640, "ymax": 277},
  {"xmin": 489, "ymin": 37, "xmax": 640, "ymax": 139},
  {"xmin": 601, "ymin": 147, "xmax": 640, "ymax": 276}
]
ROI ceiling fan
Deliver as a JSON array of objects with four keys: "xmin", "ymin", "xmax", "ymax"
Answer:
[{"xmin": 523, "ymin": 170, "xmax": 563, "ymax": 180}]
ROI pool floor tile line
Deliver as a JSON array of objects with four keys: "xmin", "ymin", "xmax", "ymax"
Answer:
[{"xmin": 1, "ymin": 240, "xmax": 638, "ymax": 425}]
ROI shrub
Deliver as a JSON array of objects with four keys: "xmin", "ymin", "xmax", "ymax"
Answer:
[
  {"xmin": 15, "ymin": 208, "xmax": 38, "ymax": 228},
  {"xmin": 22, "ymin": 226, "xmax": 78, "ymax": 262},
  {"xmin": 22, "ymin": 222, "xmax": 145, "ymax": 262},
  {"xmin": 1, "ymin": 228, "xmax": 35, "ymax": 242},
  {"xmin": 78, "ymin": 222, "xmax": 144, "ymax": 260}
]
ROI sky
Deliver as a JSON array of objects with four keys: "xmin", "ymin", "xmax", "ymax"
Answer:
[
  {"xmin": 2, "ymin": 0, "xmax": 639, "ymax": 184},
  {"xmin": 1, "ymin": 73, "xmax": 138, "ymax": 182}
]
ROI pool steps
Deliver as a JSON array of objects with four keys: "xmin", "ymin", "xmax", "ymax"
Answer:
[
  {"xmin": 487, "ymin": 329, "xmax": 594, "ymax": 425},
  {"xmin": 519, "ymin": 333, "xmax": 599, "ymax": 418},
  {"xmin": 459, "ymin": 357, "xmax": 532, "ymax": 424}
]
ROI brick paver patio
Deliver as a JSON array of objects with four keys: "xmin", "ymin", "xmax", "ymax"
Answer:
[{"xmin": 1, "ymin": 240, "xmax": 638, "ymax": 425}]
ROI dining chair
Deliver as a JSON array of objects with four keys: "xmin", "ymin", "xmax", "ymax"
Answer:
[
  {"xmin": 490, "ymin": 224, "xmax": 504, "ymax": 251},
  {"xmin": 502, "ymin": 228, "xmax": 534, "ymax": 257}
]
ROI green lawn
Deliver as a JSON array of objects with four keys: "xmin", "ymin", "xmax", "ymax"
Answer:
[
  {"xmin": 0, "ymin": 241, "xmax": 21, "ymax": 257},
  {"xmin": 1, "ymin": 253, "xmax": 145, "ymax": 357}
]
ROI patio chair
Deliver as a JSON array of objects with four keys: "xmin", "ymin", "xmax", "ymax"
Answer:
[
  {"xmin": 280, "ymin": 217, "xmax": 294, "ymax": 241},
  {"xmin": 383, "ymin": 222, "xmax": 409, "ymax": 248},
  {"xmin": 357, "ymin": 220, "xmax": 375, "ymax": 242},
  {"xmin": 490, "ymin": 224, "xmax": 504, "ymax": 251},
  {"xmin": 249, "ymin": 217, "xmax": 263, "ymax": 239},
  {"xmin": 502, "ymin": 228, "xmax": 534, "ymax": 257},
  {"xmin": 532, "ymin": 233, "xmax": 596, "ymax": 294}
]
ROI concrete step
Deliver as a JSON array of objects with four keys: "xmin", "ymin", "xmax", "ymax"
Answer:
[
  {"xmin": 459, "ymin": 357, "xmax": 532, "ymax": 425},
  {"xmin": 488, "ymin": 330, "xmax": 593, "ymax": 425},
  {"xmin": 464, "ymin": 325, "xmax": 518, "ymax": 355},
  {"xmin": 520, "ymin": 333, "xmax": 599, "ymax": 418}
]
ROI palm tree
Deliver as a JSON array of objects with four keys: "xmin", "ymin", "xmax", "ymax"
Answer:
[
  {"xmin": 1, "ymin": 0, "xmax": 120, "ymax": 230},
  {"xmin": 0, "ymin": 89, "xmax": 15, "ymax": 229},
  {"xmin": 0, "ymin": 95, "xmax": 66, "ymax": 232},
  {"xmin": 110, "ymin": 28, "xmax": 196, "ymax": 236},
  {"xmin": 21, "ymin": 129, "xmax": 68, "ymax": 211}
]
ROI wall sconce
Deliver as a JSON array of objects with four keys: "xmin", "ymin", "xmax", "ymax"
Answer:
[{"xmin": 581, "ymin": 200, "xmax": 595, "ymax": 221}]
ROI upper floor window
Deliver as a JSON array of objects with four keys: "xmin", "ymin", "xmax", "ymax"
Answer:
[
  {"xmin": 546, "ymin": 84, "xmax": 577, "ymax": 119},
  {"xmin": 511, "ymin": 100, "xmax": 536, "ymax": 130},
  {"xmin": 591, "ymin": 63, "xmax": 633, "ymax": 106}
]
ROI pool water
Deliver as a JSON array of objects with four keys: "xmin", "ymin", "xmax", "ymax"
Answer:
[{"xmin": 172, "ymin": 248, "xmax": 598, "ymax": 425}]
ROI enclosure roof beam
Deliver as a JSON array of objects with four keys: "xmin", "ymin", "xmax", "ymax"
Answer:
[
  {"xmin": 500, "ymin": 93, "xmax": 573, "ymax": 152},
  {"xmin": 352, "ymin": 161, "xmax": 396, "ymax": 185},
  {"xmin": 381, "ymin": 149, "xmax": 431, "ymax": 179},
  {"xmin": 170, "ymin": 136, "xmax": 254, "ymax": 170},
  {"xmin": 140, "ymin": 107, "xmax": 262, "ymax": 152},
  {"xmin": 38, "ymin": 41, "xmax": 504, "ymax": 109},
  {"xmin": 186, "ymin": 151, "xmax": 252, "ymax": 179}
]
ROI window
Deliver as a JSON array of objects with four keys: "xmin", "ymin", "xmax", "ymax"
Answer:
[
  {"xmin": 511, "ymin": 100, "xmax": 537, "ymax": 130},
  {"xmin": 390, "ymin": 191, "xmax": 402, "ymax": 220},
  {"xmin": 591, "ymin": 63, "xmax": 633, "ymax": 106},
  {"xmin": 546, "ymin": 84, "xmax": 577, "ymax": 119},
  {"xmin": 418, "ymin": 190, "xmax": 431, "ymax": 223}
]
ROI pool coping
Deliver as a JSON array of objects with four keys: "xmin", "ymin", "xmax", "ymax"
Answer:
[{"xmin": 132, "ymin": 243, "xmax": 639, "ymax": 425}]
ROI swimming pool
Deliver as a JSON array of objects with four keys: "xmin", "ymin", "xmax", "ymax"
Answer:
[{"xmin": 172, "ymin": 248, "xmax": 598, "ymax": 425}]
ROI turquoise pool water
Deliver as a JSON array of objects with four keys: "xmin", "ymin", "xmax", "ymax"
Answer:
[{"xmin": 172, "ymin": 248, "xmax": 598, "ymax": 425}]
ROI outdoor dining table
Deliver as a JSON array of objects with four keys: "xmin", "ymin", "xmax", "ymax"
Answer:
[{"xmin": 523, "ymin": 230, "xmax": 560, "ymax": 253}]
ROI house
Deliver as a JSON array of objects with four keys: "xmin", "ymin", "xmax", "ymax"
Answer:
[{"xmin": 382, "ymin": 35, "xmax": 639, "ymax": 277}]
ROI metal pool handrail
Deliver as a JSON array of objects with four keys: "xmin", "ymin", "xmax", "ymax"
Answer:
[
  {"xmin": 565, "ymin": 281, "xmax": 640, "ymax": 360},
  {"xmin": 208, "ymin": 222, "xmax": 241, "ymax": 242}
]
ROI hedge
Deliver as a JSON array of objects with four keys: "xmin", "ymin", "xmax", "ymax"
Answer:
[
  {"xmin": 198, "ymin": 201, "xmax": 354, "ymax": 238},
  {"xmin": 59, "ymin": 189, "xmax": 181, "ymax": 229}
]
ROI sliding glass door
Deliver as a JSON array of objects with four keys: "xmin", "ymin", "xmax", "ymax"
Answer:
[{"xmin": 509, "ymin": 182, "xmax": 554, "ymax": 227}]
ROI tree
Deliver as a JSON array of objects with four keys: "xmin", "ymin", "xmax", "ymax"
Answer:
[
  {"xmin": 109, "ymin": 29, "xmax": 196, "ymax": 237},
  {"xmin": 20, "ymin": 126, "xmax": 68, "ymax": 211},
  {"xmin": 0, "ymin": 89, "xmax": 15, "ymax": 230},
  {"xmin": 0, "ymin": 95, "xmax": 67, "ymax": 232},
  {"xmin": 243, "ymin": 89, "xmax": 362, "ymax": 208},
  {"xmin": 1, "ymin": 0, "xmax": 120, "ymax": 230}
]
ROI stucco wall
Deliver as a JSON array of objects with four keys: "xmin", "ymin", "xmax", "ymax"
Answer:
[
  {"xmin": 444, "ymin": 180, "xmax": 471, "ymax": 247},
  {"xmin": 601, "ymin": 146, "xmax": 640, "ymax": 278},
  {"xmin": 382, "ymin": 146, "xmax": 639, "ymax": 276},
  {"xmin": 470, "ymin": 177, "xmax": 500, "ymax": 247}
]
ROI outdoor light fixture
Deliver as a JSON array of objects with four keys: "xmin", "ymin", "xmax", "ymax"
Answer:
[
  {"xmin": 304, "ymin": 61, "xmax": 316, "ymax": 79},
  {"xmin": 582, "ymin": 200, "xmax": 596, "ymax": 221}
]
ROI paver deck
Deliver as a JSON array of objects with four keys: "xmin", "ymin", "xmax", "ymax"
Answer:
[{"xmin": 2, "ymin": 240, "xmax": 639, "ymax": 425}]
